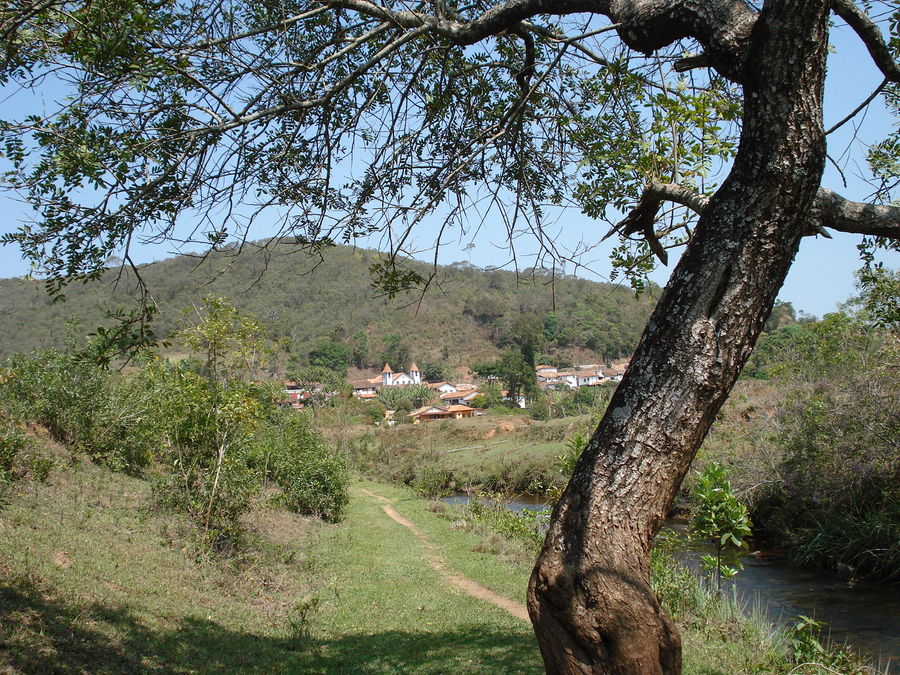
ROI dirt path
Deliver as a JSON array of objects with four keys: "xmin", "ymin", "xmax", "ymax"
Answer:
[{"xmin": 359, "ymin": 488, "xmax": 531, "ymax": 622}]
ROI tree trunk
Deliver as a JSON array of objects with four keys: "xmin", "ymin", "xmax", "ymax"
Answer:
[{"xmin": 527, "ymin": 1, "xmax": 830, "ymax": 672}]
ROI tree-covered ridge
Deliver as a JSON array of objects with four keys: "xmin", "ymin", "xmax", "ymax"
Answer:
[{"xmin": 0, "ymin": 242, "xmax": 657, "ymax": 367}]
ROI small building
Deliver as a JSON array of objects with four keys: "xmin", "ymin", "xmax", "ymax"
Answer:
[
  {"xmin": 428, "ymin": 381, "xmax": 458, "ymax": 394},
  {"xmin": 408, "ymin": 404, "xmax": 477, "ymax": 424},
  {"xmin": 576, "ymin": 369, "xmax": 603, "ymax": 387},
  {"xmin": 440, "ymin": 389, "xmax": 481, "ymax": 406}
]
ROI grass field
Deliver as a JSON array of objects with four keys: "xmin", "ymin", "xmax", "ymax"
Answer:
[
  {"xmin": 1, "ymin": 433, "xmax": 875, "ymax": 674},
  {"xmin": 0, "ymin": 438, "xmax": 541, "ymax": 673}
]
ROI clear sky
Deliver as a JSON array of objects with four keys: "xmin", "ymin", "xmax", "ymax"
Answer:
[{"xmin": 0, "ymin": 16, "xmax": 896, "ymax": 319}]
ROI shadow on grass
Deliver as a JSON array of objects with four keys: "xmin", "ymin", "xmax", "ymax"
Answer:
[{"xmin": 1, "ymin": 579, "xmax": 541, "ymax": 673}]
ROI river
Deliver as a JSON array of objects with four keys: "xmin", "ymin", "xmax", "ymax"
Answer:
[{"xmin": 443, "ymin": 493, "xmax": 899, "ymax": 667}]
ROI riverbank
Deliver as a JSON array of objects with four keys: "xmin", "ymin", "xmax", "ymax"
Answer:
[{"xmin": 2, "ymin": 437, "xmax": 883, "ymax": 673}]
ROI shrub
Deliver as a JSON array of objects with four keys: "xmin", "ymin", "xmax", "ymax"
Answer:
[
  {"xmin": 756, "ymin": 378, "xmax": 899, "ymax": 582},
  {"xmin": 145, "ymin": 362, "xmax": 266, "ymax": 544},
  {"xmin": 412, "ymin": 466, "xmax": 452, "ymax": 499},
  {"xmin": 690, "ymin": 462, "xmax": 752, "ymax": 592},
  {"xmin": 463, "ymin": 492, "xmax": 548, "ymax": 551},
  {"xmin": 2, "ymin": 349, "xmax": 105, "ymax": 448},
  {"xmin": 0, "ymin": 415, "xmax": 29, "ymax": 508},
  {"xmin": 254, "ymin": 410, "xmax": 349, "ymax": 522},
  {"xmin": 1, "ymin": 349, "xmax": 155, "ymax": 474}
]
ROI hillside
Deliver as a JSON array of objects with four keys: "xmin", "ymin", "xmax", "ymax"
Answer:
[{"xmin": 0, "ymin": 243, "xmax": 656, "ymax": 371}]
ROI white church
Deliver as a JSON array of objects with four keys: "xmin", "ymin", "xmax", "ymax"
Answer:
[{"xmin": 351, "ymin": 362, "xmax": 422, "ymax": 398}]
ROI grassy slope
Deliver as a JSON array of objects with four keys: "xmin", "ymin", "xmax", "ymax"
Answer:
[
  {"xmin": 2, "ymin": 433, "xmax": 835, "ymax": 675},
  {"xmin": 0, "ymin": 441, "xmax": 319, "ymax": 672},
  {"xmin": 0, "ymin": 439, "xmax": 541, "ymax": 673}
]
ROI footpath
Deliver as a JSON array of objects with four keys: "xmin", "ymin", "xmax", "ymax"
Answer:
[{"xmin": 359, "ymin": 487, "xmax": 530, "ymax": 622}]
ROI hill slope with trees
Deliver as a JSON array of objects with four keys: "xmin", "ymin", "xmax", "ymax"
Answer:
[{"xmin": 0, "ymin": 243, "xmax": 656, "ymax": 371}]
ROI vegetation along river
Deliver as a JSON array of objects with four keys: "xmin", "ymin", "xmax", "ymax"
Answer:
[{"xmin": 443, "ymin": 494, "xmax": 900, "ymax": 666}]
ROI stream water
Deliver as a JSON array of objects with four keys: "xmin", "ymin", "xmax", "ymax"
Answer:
[{"xmin": 443, "ymin": 493, "xmax": 899, "ymax": 667}]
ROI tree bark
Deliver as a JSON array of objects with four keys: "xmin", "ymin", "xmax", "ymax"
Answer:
[{"xmin": 527, "ymin": 0, "xmax": 830, "ymax": 672}]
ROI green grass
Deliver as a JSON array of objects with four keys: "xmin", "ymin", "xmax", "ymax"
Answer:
[
  {"xmin": 303, "ymin": 480, "xmax": 540, "ymax": 672},
  {"xmin": 338, "ymin": 412, "xmax": 587, "ymax": 495},
  {"xmin": 1, "ymin": 434, "xmax": 878, "ymax": 674},
  {"xmin": 0, "ymin": 439, "xmax": 541, "ymax": 673}
]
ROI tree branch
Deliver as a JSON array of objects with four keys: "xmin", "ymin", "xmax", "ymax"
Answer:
[
  {"xmin": 831, "ymin": 0, "xmax": 900, "ymax": 83},
  {"xmin": 606, "ymin": 183, "xmax": 899, "ymax": 263},
  {"xmin": 328, "ymin": 0, "xmax": 759, "ymax": 80},
  {"xmin": 825, "ymin": 78, "xmax": 888, "ymax": 136},
  {"xmin": 602, "ymin": 182, "xmax": 710, "ymax": 265},
  {"xmin": 813, "ymin": 188, "xmax": 900, "ymax": 239}
]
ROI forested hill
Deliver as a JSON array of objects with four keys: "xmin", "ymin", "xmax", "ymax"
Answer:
[{"xmin": 0, "ymin": 243, "xmax": 656, "ymax": 370}]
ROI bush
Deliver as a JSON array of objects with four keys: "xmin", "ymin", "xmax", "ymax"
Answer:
[
  {"xmin": 755, "ymin": 382, "xmax": 899, "ymax": 582},
  {"xmin": 2, "ymin": 349, "xmax": 105, "ymax": 448},
  {"xmin": 1, "ymin": 349, "xmax": 155, "ymax": 474},
  {"xmin": 254, "ymin": 410, "xmax": 349, "ymax": 522},
  {"xmin": 752, "ymin": 330, "xmax": 899, "ymax": 583},
  {"xmin": 462, "ymin": 492, "xmax": 548, "ymax": 551},
  {"xmin": 144, "ymin": 362, "xmax": 266, "ymax": 545},
  {"xmin": 412, "ymin": 466, "xmax": 452, "ymax": 499},
  {"xmin": 0, "ymin": 416, "xmax": 29, "ymax": 508}
]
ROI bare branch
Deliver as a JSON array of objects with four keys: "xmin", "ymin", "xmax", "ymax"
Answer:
[
  {"xmin": 602, "ymin": 182, "xmax": 709, "ymax": 265},
  {"xmin": 813, "ymin": 188, "xmax": 900, "ymax": 239},
  {"xmin": 185, "ymin": 6, "xmax": 332, "ymax": 50},
  {"xmin": 608, "ymin": 184, "xmax": 899, "ymax": 260},
  {"xmin": 825, "ymin": 78, "xmax": 888, "ymax": 136},
  {"xmin": 832, "ymin": 0, "xmax": 900, "ymax": 83}
]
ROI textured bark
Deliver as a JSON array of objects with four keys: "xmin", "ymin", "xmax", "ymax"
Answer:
[{"xmin": 527, "ymin": 0, "xmax": 830, "ymax": 672}]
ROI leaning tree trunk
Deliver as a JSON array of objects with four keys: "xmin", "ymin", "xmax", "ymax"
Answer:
[{"xmin": 527, "ymin": 1, "xmax": 829, "ymax": 672}]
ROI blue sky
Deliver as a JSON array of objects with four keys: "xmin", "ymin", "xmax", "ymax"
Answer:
[{"xmin": 0, "ymin": 16, "xmax": 896, "ymax": 318}]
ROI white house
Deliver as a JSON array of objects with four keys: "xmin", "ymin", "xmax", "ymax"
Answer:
[
  {"xmin": 576, "ymin": 369, "xmax": 603, "ymax": 387},
  {"xmin": 428, "ymin": 381, "xmax": 458, "ymax": 394},
  {"xmin": 440, "ymin": 389, "xmax": 481, "ymax": 406}
]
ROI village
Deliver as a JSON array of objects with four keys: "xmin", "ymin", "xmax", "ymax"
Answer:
[{"xmin": 283, "ymin": 359, "xmax": 628, "ymax": 423}]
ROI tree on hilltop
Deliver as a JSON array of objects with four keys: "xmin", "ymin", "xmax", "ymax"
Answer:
[{"xmin": 2, "ymin": 0, "xmax": 900, "ymax": 671}]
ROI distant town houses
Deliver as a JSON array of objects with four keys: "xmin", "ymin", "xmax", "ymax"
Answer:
[
  {"xmin": 348, "ymin": 362, "xmax": 423, "ymax": 399},
  {"xmin": 284, "ymin": 357, "xmax": 627, "ymax": 414},
  {"xmin": 534, "ymin": 362, "xmax": 627, "ymax": 391},
  {"xmin": 407, "ymin": 404, "xmax": 477, "ymax": 424}
]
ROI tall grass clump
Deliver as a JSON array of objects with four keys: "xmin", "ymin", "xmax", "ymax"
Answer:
[
  {"xmin": 0, "ymin": 414, "xmax": 29, "ymax": 508},
  {"xmin": 458, "ymin": 492, "xmax": 548, "ymax": 551},
  {"xmin": 749, "ymin": 321, "xmax": 899, "ymax": 583}
]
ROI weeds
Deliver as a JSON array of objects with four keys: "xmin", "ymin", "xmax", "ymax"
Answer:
[
  {"xmin": 451, "ymin": 492, "xmax": 548, "ymax": 552},
  {"xmin": 286, "ymin": 595, "xmax": 320, "ymax": 650},
  {"xmin": 412, "ymin": 466, "xmax": 452, "ymax": 499}
]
